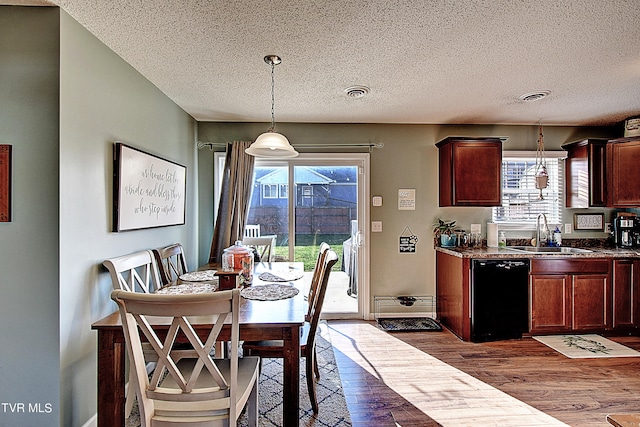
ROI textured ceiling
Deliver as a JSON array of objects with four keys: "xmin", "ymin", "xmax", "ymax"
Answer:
[{"xmin": 9, "ymin": 1, "xmax": 640, "ymax": 125}]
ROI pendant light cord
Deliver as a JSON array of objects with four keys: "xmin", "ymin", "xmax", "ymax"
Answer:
[{"xmin": 269, "ymin": 60, "xmax": 276, "ymax": 132}]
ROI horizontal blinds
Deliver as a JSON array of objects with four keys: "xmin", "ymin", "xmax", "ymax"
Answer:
[{"xmin": 492, "ymin": 155, "xmax": 563, "ymax": 225}]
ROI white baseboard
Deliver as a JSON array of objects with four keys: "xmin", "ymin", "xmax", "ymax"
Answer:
[{"xmin": 81, "ymin": 414, "xmax": 97, "ymax": 427}]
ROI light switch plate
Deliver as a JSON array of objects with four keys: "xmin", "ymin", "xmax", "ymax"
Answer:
[
  {"xmin": 371, "ymin": 221, "xmax": 383, "ymax": 232},
  {"xmin": 372, "ymin": 196, "xmax": 383, "ymax": 206},
  {"xmin": 564, "ymin": 223, "xmax": 572, "ymax": 234}
]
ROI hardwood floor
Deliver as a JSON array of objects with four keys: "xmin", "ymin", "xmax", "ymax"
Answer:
[{"xmin": 328, "ymin": 320, "xmax": 640, "ymax": 427}]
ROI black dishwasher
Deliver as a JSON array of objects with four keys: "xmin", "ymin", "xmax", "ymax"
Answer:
[{"xmin": 471, "ymin": 259, "xmax": 530, "ymax": 342}]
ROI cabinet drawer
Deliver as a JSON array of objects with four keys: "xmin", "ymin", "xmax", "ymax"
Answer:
[{"xmin": 531, "ymin": 258, "xmax": 610, "ymax": 275}]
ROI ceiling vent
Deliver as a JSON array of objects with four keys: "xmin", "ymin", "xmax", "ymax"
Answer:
[
  {"xmin": 519, "ymin": 90, "xmax": 551, "ymax": 102},
  {"xmin": 344, "ymin": 85, "xmax": 370, "ymax": 98}
]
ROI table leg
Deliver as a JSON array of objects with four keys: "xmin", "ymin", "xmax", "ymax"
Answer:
[
  {"xmin": 282, "ymin": 325, "xmax": 301, "ymax": 427},
  {"xmin": 97, "ymin": 329, "xmax": 125, "ymax": 427}
]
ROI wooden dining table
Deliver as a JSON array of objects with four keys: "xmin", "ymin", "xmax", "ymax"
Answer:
[{"xmin": 92, "ymin": 261, "xmax": 307, "ymax": 427}]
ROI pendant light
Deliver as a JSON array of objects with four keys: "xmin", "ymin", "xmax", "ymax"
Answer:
[
  {"xmin": 534, "ymin": 121, "xmax": 549, "ymax": 200},
  {"xmin": 245, "ymin": 55, "xmax": 298, "ymax": 158}
]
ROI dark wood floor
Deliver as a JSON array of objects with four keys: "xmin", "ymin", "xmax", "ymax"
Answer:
[{"xmin": 328, "ymin": 320, "xmax": 640, "ymax": 427}]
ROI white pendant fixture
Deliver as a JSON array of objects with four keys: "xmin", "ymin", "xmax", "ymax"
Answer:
[
  {"xmin": 245, "ymin": 55, "xmax": 298, "ymax": 158},
  {"xmin": 534, "ymin": 121, "xmax": 549, "ymax": 200}
]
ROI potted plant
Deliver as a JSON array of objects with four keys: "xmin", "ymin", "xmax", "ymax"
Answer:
[{"xmin": 433, "ymin": 218, "xmax": 461, "ymax": 247}]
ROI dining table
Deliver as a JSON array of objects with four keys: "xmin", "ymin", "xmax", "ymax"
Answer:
[{"xmin": 92, "ymin": 261, "xmax": 307, "ymax": 427}]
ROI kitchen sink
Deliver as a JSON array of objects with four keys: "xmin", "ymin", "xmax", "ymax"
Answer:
[{"xmin": 507, "ymin": 246, "xmax": 593, "ymax": 254}]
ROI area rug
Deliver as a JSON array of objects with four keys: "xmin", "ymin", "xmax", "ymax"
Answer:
[
  {"xmin": 533, "ymin": 334, "xmax": 640, "ymax": 359},
  {"xmin": 126, "ymin": 321, "xmax": 351, "ymax": 426},
  {"xmin": 377, "ymin": 317, "xmax": 442, "ymax": 332}
]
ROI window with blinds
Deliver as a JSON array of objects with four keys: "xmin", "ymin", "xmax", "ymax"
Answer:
[{"xmin": 492, "ymin": 152, "xmax": 564, "ymax": 225}]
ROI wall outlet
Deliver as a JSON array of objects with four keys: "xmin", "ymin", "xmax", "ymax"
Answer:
[
  {"xmin": 371, "ymin": 221, "xmax": 383, "ymax": 232},
  {"xmin": 564, "ymin": 223, "xmax": 572, "ymax": 234},
  {"xmin": 605, "ymin": 223, "xmax": 612, "ymax": 233},
  {"xmin": 470, "ymin": 223, "xmax": 481, "ymax": 234}
]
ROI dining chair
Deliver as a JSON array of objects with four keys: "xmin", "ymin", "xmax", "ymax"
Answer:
[
  {"xmin": 103, "ymin": 250, "xmax": 164, "ymax": 417},
  {"xmin": 111, "ymin": 289, "xmax": 260, "ymax": 427},
  {"xmin": 244, "ymin": 224, "xmax": 261, "ymax": 238},
  {"xmin": 152, "ymin": 242, "xmax": 188, "ymax": 286},
  {"xmin": 242, "ymin": 235, "xmax": 277, "ymax": 262},
  {"xmin": 243, "ymin": 249, "xmax": 338, "ymax": 413}
]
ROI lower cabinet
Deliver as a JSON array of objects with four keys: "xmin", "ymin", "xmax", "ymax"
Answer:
[
  {"xmin": 612, "ymin": 259, "xmax": 640, "ymax": 330},
  {"xmin": 530, "ymin": 259, "xmax": 611, "ymax": 334}
]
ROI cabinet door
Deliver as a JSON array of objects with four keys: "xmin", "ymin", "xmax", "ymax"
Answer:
[
  {"xmin": 607, "ymin": 138, "xmax": 640, "ymax": 207},
  {"xmin": 436, "ymin": 138, "xmax": 502, "ymax": 207},
  {"xmin": 613, "ymin": 259, "xmax": 637, "ymax": 329},
  {"xmin": 530, "ymin": 274, "xmax": 571, "ymax": 333},
  {"xmin": 452, "ymin": 142, "xmax": 501, "ymax": 205},
  {"xmin": 564, "ymin": 139, "xmax": 607, "ymax": 208},
  {"xmin": 572, "ymin": 274, "xmax": 610, "ymax": 330}
]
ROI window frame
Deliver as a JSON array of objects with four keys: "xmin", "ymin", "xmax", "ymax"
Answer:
[{"xmin": 492, "ymin": 151, "xmax": 566, "ymax": 229}]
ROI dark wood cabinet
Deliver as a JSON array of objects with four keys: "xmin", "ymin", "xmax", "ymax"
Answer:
[
  {"xmin": 612, "ymin": 259, "xmax": 640, "ymax": 330},
  {"xmin": 530, "ymin": 258, "xmax": 611, "ymax": 334},
  {"xmin": 436, "ymin": 137, "xmax": 502, "ymax": 207},
  {"xmin": 562, "ymin": 138, "xmax": 608, "ymax": 208},
  {"xmin": 607, "ymin": 136, "xmax": 640, "ymax": 207},
  {"xmin": 530, "ymin": 274, "xmax": 572, "ymax": 333}
]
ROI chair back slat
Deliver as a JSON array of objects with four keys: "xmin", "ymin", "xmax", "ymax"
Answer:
[
  {"xmin": 103, "ymin": 250, "xmax": 162, "ymax": 293},
  {"xmin": 306, "ymin": 250, "xmax": 338, "ymax": 347},
  {"xmin": 152, "ymin": 243, "xmax": 188, "ymax": 285},
  {"xmin": 306, "ymin": 242, "xmax": 331, "ymax": 321}
]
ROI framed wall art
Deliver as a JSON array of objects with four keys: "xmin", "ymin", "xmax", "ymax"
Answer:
[
  {"xmin": 0, "ymin": 144, "xmax": 11, "ymax": 222},
  {"xmin": 113, "ymin": 142, "xmax": 186, "ymax": 232},
  {"xmin": 574, "ymin": 213, "xmax": 605, "ymax": 231}
]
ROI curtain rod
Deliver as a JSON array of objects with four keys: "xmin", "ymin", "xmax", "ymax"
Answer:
[{"xmin": 197, "ymin": 141, "xmax": 384, "ymax": 151}]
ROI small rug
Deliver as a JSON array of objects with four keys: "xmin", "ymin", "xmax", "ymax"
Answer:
[
  {"xmin": 258, "ymin": 270, "xmax": 304, "ymax": 282},
  {"xmin": 377, "ymin": 317, "xmax": 442, "ymax": 332},
  {"xmin": 533, "ymin": 334, "xmax": 640, "ymax": 358},
  {"xmin": 240, "ymin": 283, "xmax": 299, "ymax": 301}
]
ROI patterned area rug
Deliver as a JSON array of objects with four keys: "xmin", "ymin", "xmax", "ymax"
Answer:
[
  {"xmin": 126, "ymin": 321, "xmax": 351, "ymax": 426},
  {"xmin": 533, "ymin": 334, "xmax": 640, "ymax": 358},
  {"xmin": 377, "ymin": 317, "xmax": 442, "ymax": 332}
]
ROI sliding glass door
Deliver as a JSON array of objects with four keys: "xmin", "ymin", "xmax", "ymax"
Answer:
[{"xmin": 246, "ymin": 154, "xmax": 368, "ymax": 319}]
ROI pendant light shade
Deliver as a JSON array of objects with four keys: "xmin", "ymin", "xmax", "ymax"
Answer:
[
  {"xmin": 245, "ymin": 131, "xmax": 298, "ymax": 157},
  {"xmin": 246, "ymin": 55, "xmax": 298, "ymax": 158}
]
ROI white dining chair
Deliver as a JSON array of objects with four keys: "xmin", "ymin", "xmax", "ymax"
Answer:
[
  {"xmin": 111, "ymin": 289, "xmax": 260, "ymax": 427},
  {"xmin": 242, "ymin": 235, "xmax": 276, "ymax": 262},
  {"xmin": 103, "ymin": 250, "xmax": 164, "ymax": 417}
]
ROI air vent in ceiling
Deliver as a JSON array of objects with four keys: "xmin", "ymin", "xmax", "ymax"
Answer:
[
  {"xmin": 344, "ymin": 85, "xmax": 370, "ymax": 98},
  {"xmin": 519, "ymin": 90, "xmax": 551, "ymax": 102}
]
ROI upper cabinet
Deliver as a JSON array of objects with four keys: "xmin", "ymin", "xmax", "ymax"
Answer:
[
  {"xmin": 562, "ymin": 138, "xmax": 608, "ymax": 208},
  {"xmin": 436, "ymin": 137, "xmax": 503, "ymax": 207},
  {"xmin": 607, "ymin": 136, "xmax": 640, "ymax": 207}
]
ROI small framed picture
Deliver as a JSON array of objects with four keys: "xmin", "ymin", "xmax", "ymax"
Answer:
[{"xmin": 574, "ymin": 213, "xmax": 605, "ymax": 231}]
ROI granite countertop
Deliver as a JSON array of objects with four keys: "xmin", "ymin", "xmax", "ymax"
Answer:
[{"xmin": 435, "ymin": 245, "xmax": 640, "ymax": 259}]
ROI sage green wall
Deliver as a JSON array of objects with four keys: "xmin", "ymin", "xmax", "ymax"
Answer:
[
  {"xmin": 58, "ymin": 10, "xmax": 198, "ymax": 426},
  {"xmin": 198, "ymin": 122, "xmax": 619, "ymax": 313},
  {"xmin": 0, "ymin": 7, "xmax": 60, "ymax": 427}
]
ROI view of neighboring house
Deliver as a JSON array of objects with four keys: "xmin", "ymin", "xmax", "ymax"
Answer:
[{"xmin": 248, "ymin": 166, "xmax": 357, "ymax": 239}]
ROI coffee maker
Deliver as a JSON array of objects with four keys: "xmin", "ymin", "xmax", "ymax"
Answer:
[{"xmin": 614, "ymin": 215, "xmax": 639, "ymax": 248}]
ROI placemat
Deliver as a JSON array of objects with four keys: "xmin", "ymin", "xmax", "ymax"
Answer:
[
  {"xmin": 156, "ymin": 282, "xmax": 219, "ymax": 295},
  {"xmin": 179, "ymin": 270, "xmax": 217, "ymax": 282},
  {"xmin": 240, "ymin": 284, "xmax": 300, "ymax": 301},
  {"xmin": 258, "ymin": 270, "xmax": 304, "ymax": 282}
]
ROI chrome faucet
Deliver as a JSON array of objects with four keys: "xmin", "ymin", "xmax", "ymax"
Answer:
[{"xmin": 536, "ymin": 213, "xmax": 549, "ymax": 247}]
